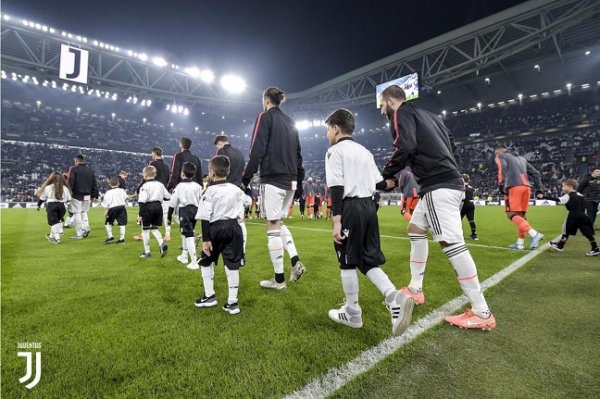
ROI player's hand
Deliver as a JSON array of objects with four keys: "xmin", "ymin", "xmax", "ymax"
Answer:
[
  {"xmin": 202, "ymin": 241, "xmax": 213, "ymax": 257},
  {"xmin": 498, "ymin": 185, "xmax": 506, "ymax": 195},
  {"xmin": 332, "ymin": 220, "xmax": 346, "ymax": 244},
  {"xmin": 385, "ymin": 179, "xmax": 396, "ymax": 191},
  {"xmin": 136, "ymin": 216, "xmax": 142, "ymax": 225}
]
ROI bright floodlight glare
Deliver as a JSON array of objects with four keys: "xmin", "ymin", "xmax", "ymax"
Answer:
[
  {"xmin": 220, "ymin": 75, "xmax": 246, "ymax": 94},
  {"xmin": 166, "ymin": 104, "xmax": 170, "ymax": 110},
  {"xmin": 22, "ymin": 20, "xmax": 28, "ymax": 26},
  {"xmin": 36, "ymin": 100, "xmax": 41, "ymax": 105},
  {"xmin": 184, "ymin": 67, "xmax": 201, "ymax": 78},
  {"xmin": 3, "ymin": 15, "xmax": 9, "ymax": 21},
  {"xmin": 146, "ymin": 100, "xmax": 152, "ymax": 107},
  {"xmin": 152, "ymin": 57, "xmax": 167, "ymax": 67},
  {"xmin": 566, "ymin": 83, "xmax": 572, "ymax": 89},
  {"xmin": 42, "ymin": 26, "xmax": 48, "ymax": 32},
  {"xmin": 127, "ymin": 50, "xmax": 133, "ymax": 57},
  {"xmin": 585, "ymin": 50, "xmax": 591, "ymax": 55},
  {"xmin": 112, "ymin": 112, "xmax": 116, "ymax": 118},
  {"xmin": 138, "ymin": 53, "xmax": 148, "ymax": 62},
  {"xmin": 200, "ymin": 69, "xmax": 214, "ymax": 83},
  {"xmin": 183, "ymin": 108, "xmax": 189, "ymax": 116},
  {"xmin": 67, "ymin": 33, "xmax": 72, "ymax": 39},
  {"xmin": 76, "ymin": 107, "xmax": 81, "ymax": 111}
]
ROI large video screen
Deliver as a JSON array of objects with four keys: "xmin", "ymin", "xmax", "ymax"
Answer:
[{"xmin": 375, "ymin": 72, "xmax": 419, "ymax": 108}]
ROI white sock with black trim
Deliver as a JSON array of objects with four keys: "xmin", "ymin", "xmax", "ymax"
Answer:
[
  {"xmin": 201, "ymin": 264, "xmax": 215, "ymax": 297},
  {"xmin": 408, "ymin": 233, "xmax": 428, "ymax": 293},
  {"xmin": 366, "ymin": 267, "xmax": 396, "ymax": 298},
  {"xmin": 340, "ymin": 269, "xmax": 360, "ymax": 312},
  {"xmin": 225, "ymin": 266, "xmax": 239, "ymax": 304}
]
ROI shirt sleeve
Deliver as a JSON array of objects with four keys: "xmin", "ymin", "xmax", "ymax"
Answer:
[
  {"xmin": 138, "ymin": 185, "xmax": 148, "ymax": 203},
  {"xmin": 195, "ymin": 189, "xmax": 213, "ymax": 221},
  {"xmin": 162, "ymin": 185, "xmax": 171, "ymax": 201},
  {"xmin": 101, "ymin": 192, "xmax": 110, "ymax": 208},
  {"xmin": 495, "ymin": 156, "xmax": 505, "ymax": 185},
  {"xmin": 382, "ymin": 109, "xmax": 417, "ymax": 179},
  {"xmin": 39, "ymin": 186, "xmax": 49, "ymax": 201},
  {"xmin": 169, "ymin": 186, "xmax": 179, "ymax": 208},
  {"xmin": 325, "ymin": 149, "xmax": 344, "ymax": 188},
  {"xmin": 558, "ymin": 194, "xmax": 570, "ymax": 205}
]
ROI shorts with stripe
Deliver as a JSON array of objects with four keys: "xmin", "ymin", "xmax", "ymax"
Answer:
[
  {"xmin": 199, "ymin": 220, "xmax": 244, "ymax": 270},
  {"xmin": 178, "ymin": 205, "xmax": 198, "ymax": 237},
  {"xmin": 140, "ymin": 201, "xmax": 163, "ymax": 228},
  {"xmin": 505, "ymin": 185, "xmax": 531, "ymax": 213},
  {"xmin": 410, "ymin": 188, "xmax": 465, "ymax": 243},
  {"xmin": 46, "ymin": 202, "xmax": 66, "ymax": 226},
  {"xmin": 334, "ymin": 197, "xmax": 385, "ymax": 274},
  {"xmin": 260, "ymin": 184, "xmax": 295, "ymax": 221},
  {"xmin": 106, "ymin": 205, "xmax": 128, "ymax": 226}
]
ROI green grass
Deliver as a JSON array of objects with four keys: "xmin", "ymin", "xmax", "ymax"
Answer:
[{"xmin": 1, "ymin": 205, "xmax": 595, "ymax": 398}]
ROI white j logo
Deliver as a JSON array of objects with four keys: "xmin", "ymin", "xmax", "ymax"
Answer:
[{"xmin": 18, "ymin": 351, "xmax": 41, "ymax": 389}]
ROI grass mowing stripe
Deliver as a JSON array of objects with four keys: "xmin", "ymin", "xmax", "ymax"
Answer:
[
  {"xmin": 246, "ymin": 222, "xmax": 518, "ymax": 252},
  {"xmin": 284, "ymin": 236, "xmax": 561, "ymax": 399}
]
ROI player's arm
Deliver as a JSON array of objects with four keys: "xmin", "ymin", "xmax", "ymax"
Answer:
[
  {"xmin": 167, "ymin": 187, "xmax": 179, "ymax": 225},
  {"xmin": 242, "ymin": 113, "xmax": 269, "ymax": 187},
  {"xmin": 195, "ymin": 191, "xmax": 214, "ymax": 255},
  {"xmin": 91, "ymin": 173, "xmax": 99, "ymax": 200},
  {"xmin": 495, "ymin": 156, "xmax": 506, "ymax": 194},
  {"xmin": 167, "ymin": 154, "xmax": 181, "ymax": 191},
  {"xmin": 295, "ymin": 133, "xmax": 305, "ymax": 189},
  {"xmin": 382, "ymin": 111, "xmax": 416, "ymax": 179}
]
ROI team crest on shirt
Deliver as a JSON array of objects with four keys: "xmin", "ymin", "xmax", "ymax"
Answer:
[
  {"xmin": 327, "ymin": 152, "xmax": 331, "ymax": 159},
  {"xmin": 343, "ymin": 229, "xmax": 349, "ymax": 238}
]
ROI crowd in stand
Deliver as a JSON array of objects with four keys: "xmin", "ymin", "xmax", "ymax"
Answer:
[{"xmin": 1, "ymin": 89, "xmax": 599, "ymax": 202}]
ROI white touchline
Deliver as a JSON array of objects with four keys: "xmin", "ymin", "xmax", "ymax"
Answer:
[
  {"xmin": 246, "ymin": 222, "xmax": 520, "ymax": 251},
  {"xmin": 283, "ymin": 236, "xmax": 560, "ymax": 399}
]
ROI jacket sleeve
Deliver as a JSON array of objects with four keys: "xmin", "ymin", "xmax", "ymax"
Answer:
[
  {"xmin": 526, "ymin": 161, "xmax": 542, "ymax": 188},
  {"xmin": 296, "ymin": 133, "xmax": 305, "ymax": 185},
  {"xmin": 382, "ymin": 109, "xmax": 417, "ymax": 179},
  {"xmin": 167, "ymin": 154, "xmax": 181, "ymax": 191},
  {"xmin": 578, "ymin": 176, "xmax": 590, "ymax": 194},
  {"xmin": 495, "ymin": 156, "xmax": 504, "ymax": 186},
  {"xmin": 91, "ymin": 173, "xmax": 99, "ymax": 199},
  {"xmin": 67, "ymin": 166, "xmax": 75, "ymax": 191},
  {"xmin": 195, "ymin": 156, "xmax": 203, "ymax": 185},
  {"xmin": 243, "ymin": 113, "xmax": 269, "ymax": 185}
]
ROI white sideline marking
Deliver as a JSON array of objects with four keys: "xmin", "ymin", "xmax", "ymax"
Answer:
[
  {"xmin": 283, "ymin": 236, "xmax": 560, "ymax": 399},
  {"xmin": 246, "ymin": 222, "xmax": 515, "ymax": 251}
]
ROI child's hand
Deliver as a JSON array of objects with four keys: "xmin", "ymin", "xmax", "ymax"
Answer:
[{"xmin": 202, "ymin": 241, "xmax": 213, "ymax": 256}]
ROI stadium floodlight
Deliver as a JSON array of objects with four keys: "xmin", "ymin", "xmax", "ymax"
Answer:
[
  {"xmin": 132, "ymin": 96, "xmax": 138, "ymax": 104},
  {"xmin": 93, "ymin": 40, "xmax": 99, "ymax": 46},
  {"xmin": 183, "ymin": 108, "xmax": 189, "ymax": 116},
  {"xmin": 42, "ymin": 26, "xmax": 48, "ymax": 32},
  {"xmin": 99, "ymin": 42, "xmax": 105, "ymax": 48},
  {"xmin": 22, "ymin": 20, "xmax": 29, "ymax": 26},
  {"xmin": 67, "ymin": 33, "xmax": 72, "ymax": 39},
  {"xmin": 111, "ymin": 112, "xmax": 116, "ymax": 119},
  {"xmin": 220, "ymin": 75, "xmax": 246, "ymax": 94},
  {"xmin": 178, "ymin": 105, "xmax": 184, "ymax": 113},
  {"xmin": 437, "ymin": 90, "xmax": 442, "ymax": 95},
  {"xmin": 484, "ymin": 77, "xmax": 491, "ymax": 85},
  {"xmin": 184, "ymin": 67, "xmax": 201, "ymax": 78},
  {"xmin": 35, "ymin": 23, "xmax": 41, "ymax": 29},
  {"xmin": 141, "ymin": 100, "xmax": 146, "ymax": 106},
  {"xmin": 127, "ymin": 50, "xmax": 133, "ymax": 56},
  {"xmin": 138, "ymin": 53, "xmax": 148, "ymax": 62},
  {"xmin": 518, "ymin": 93, "xmax": 523, "ymax": 99},
  {"xmin": 76, "ymin": 107, "xmax": 81, "ymax": 112},
  {"xmin": 71, "ymin": 86, "xmax": 77, "ymax": 93},
  {"xmin": 566, "ymin": 83, "xmax": 572, "ymax": 89},
  {"xmin": 143, "ymin": 117, "xmax": 147, "ymax": 124},
  {"xmin": 200, "ymin": 69, "xmax": 214, "ymax": 83},
  {"xmin": 146, "ymin": 100, "xmax": 152, "ymax": 107},
  {"xmin": 585, "ymin": 50, "xmax": 591, "ymax": 55},
  {"xmin": 88, "ymin": 89, "xmax": 94, "ymax": 95},
  {"xmin": 36, "ymin": 100, "xmax": 41, "ymax": 106},
  {"xmin": 115, "ymin": 47, "xmax": 120, "ymax": 52},
  {"xmin": 477, "ymin": 102, "xmax": 482, "ymax": 111},
  {"xmin": 195, "ymin": 126, "xmax": 199, "ymax": 132},
  {"xmin": 3, "ymin": 15, "xmax": 9, "ymax": 21},
  {"xmin": 112, "ymin": 93, "xmax": 117, "ymax": 101},
  {"xmin": 534, "ymin": 64, "xmax": 540, "ymax": 72},
  {"xmin": 76, "ymin": 35, "xmax": 82, "ymax": 41},
  {"xmin": 152, "ymin": 57, "xmax": 168, "ymax": 67},
  {"xmin": 104, "ymin": 92, "xmax": 110, "ymax": 99},
  {"xmin": 49, "ymin": 28, "xmax": 55, "ymax": 33},
  {"xmin": 170, "ymin": 122, "xmax": 174, "ymax": 128},
  {"xmin": 109, "ymin": 45, "xmax": 115, "ymax": 51},
  {"xmin": 82, "ymin": 37, "xmax": 87, "ymax": 43},
  {"xmin": 442, "ymin": 110, "xmax": 447, "ymax": 116},
  {"xmin": 166, "ymin": 104, "xmax": 170, "ymax": 110}
]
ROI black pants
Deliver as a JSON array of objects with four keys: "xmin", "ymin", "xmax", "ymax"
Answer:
[
  {"xmin": 585, "ymin": 201, "xmax": 598, "ymax": 227},
  {"xmin": 460, "ymin": 206, "xmax": 477, "ymax": 234}
]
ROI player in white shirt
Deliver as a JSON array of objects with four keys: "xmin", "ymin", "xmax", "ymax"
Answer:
[
  {"xmin": 195, "ymin": 156, "xmax": 252, "ymax": 315},
  {"xmin": 138, "ymin": 165, "xmax": 171, "ymax": 258},
  {"xmin": 37, "ymin": 172, "xmax": 72, "ymax": 244},
  {"xmin": 167, "ymin": 162, "xmax": 203, "ymax": 270},
  {"xmin": 324, "ymin": 109, "xmax": 414, "ymax": 336},
  {"xmin": 102, "ymin": 177, "xmax": 128, "ymax": 244}
]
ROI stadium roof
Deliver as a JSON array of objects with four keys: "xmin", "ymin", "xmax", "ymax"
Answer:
[{"xmin": 1, "ymin": 0, "xmax": 599, "ymax": 116}]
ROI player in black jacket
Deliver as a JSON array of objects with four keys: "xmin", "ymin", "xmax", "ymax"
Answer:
[
  {"xmin": 67, "ymin": 154, "xmax": 99, "ymax": 239},
  {"xmin": 461, "ymin": 174, "xmax": 478, "ymax": 240},
  {"xmin": 378, "ymin": 84, "xmax": 495, "ymax": 330},
  {"xmin": 167, "ymin": 137, "xmax": 202, "ymax": 190},
  {"xmin": 242, "ymin": 87, "xmax": 306, "ymax": 289},
  {"xmin": 578, "ymin": 167, "xmax": 600, "ymax": 228}
]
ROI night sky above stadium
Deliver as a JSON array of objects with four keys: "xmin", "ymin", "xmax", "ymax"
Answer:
[{"xmin": 5, "ymin": 0, "xmax": 527, "ymax": 93}]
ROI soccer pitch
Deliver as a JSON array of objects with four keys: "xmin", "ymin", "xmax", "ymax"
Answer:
[{"xmin": 2, "ymin": 206, "xmax": 599, "ymax": 398}]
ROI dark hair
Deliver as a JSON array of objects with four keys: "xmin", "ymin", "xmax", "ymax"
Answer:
[
  {"xmin": 462, "ymin": 174, "xmax": 470, "ymax": 183},
  {"xmin": 214, "ymin": 135, "xmax": 229, "ymax": 145},
  {"xmin": 75, "ymin": 154, "xmax": 85, "ymax": 162},
  {"xmin": 180, "ymin": 137, "xmax": 192, "ymax": 150},
  {"xmin": 37, "ymin": 171, "xmax": 68, "ymax": 200},
  {"xmin": 109, "ymin": 177, "xmax": 120, "ymax": 187},
  {"xmin": 563, "ymin": 179, "xmax": 578, "ymax": 189},
  {"xmin": 263, "ymin": 87, "xmax": 285, "ymax": 106},
  {"xmin": 182, "ymin": 162, "xmax": 197, "ymax": 179},
  {"xmin": 325, "ymin": 109, "xmax": 355, "ymax": 135},
  {"xmin": 152, "ymin": 147, "xmax": 163, "ymax": 157},
  {"xmin": 379, "ymin": 85, "xmax": 406, "ymax": 101},
  {"xmin": 209, "ymin": 155, "xmax": 230, "ymax": 178},
  {"xmin": 592, "ymin": 167, "xmax": 600, "ymax": 172}
]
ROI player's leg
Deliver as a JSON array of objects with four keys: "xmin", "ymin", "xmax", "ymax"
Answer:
[
  {"xmin": 260, "ymin": 184, "xmax": 287, "ymax": 289},
  {"xmin": 182, "ymin": 207, "xmax": 199, "ymax": 269},
  {"xmin": 466, "ymin": 207, "xmax": 478, "ymax": 239},
  {"xmin": 162, "ymin": 202, "xmax": 171, "ymax": 241},
  {"xmin": 104, "ymin": 210, "xmax": 115, "ymax": 243},
  {"xmin": 428, "ymin": 189, "xmax": 495, "ymax": 329},
  {"xmin": 400, "ymin": 197, "xmax": 430, "ymax": 305},
  {"xmin": 279, "ymin": 189, "xmax": 305, "ymax": 283},
  {"xmin": 196, "ymin": 236, "xmax": 218, "ymax": 308},
  {"xmin": 221, "ymin": 223, "xmax": 243, "ymax": 314}
]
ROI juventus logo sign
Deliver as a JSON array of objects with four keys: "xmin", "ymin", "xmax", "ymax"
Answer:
[
  {"xmin": 59, "ymin": 44, "xmax": 89, "ymax": 84},
  {"xmin": 17, "ymin": 351, "xmax": 42, "ymax": 389}
]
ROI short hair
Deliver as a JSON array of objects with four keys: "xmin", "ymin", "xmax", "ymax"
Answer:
[
  {"xmin": 379, "ymin": 85, "xmax": 406, "ymax": 102},
  {"xmin": 563, "ymin": 179, "xmax": 578, "ymax": 189},
  {"xmin": 495, "ymin": 145, "xmax": 507, "ymax": 150},
  {"xmin": 180, "ymin": 137, "xmax": 192, "ymax": 150},
  {"xmin": 152, "ymin": 147, "xmax": 163, "ymax": 157},
  {"xmin": 209, "ymin": 155, "xmax": 230, "ymax": 178},
  {"xmin": 75, "ymin": 154, "xmax": 85, "ymax": 162},
  {"xmin": 182, "ymin": 162, "xmax": 197, "ymax": 179},
  {"xmin": 592, "ymin": 167, "xmax": 600, "ymax": 172},
  {"xmin": 143, "ymin": 165, "xmax": 157, "ymax": 178},
  {"xmin": 214, "ymin": 135, "xmax": 229, "ymax": 145},
  {"xmin": 325, "ymin": 109, "xmax": 355, "ymax": 135},
  {"xmin": 263, "ymin": 87, "xmax": 285, "ymax": 106},
  {"xmin": 462, "ymin": 174, "xmax": 470, "ymax": 183},
  {"xmin": 109, "ymin": 177, "xmax": 120, "ymax": 187},
  {"xmin": 119, "ymin": 170, "xmax": 128, "ymax": 177}
]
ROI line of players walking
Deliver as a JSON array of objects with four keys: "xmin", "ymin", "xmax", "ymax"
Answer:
[{"xmin": 36, "ymin": 85, "xmax": 599, "ymax": 337}]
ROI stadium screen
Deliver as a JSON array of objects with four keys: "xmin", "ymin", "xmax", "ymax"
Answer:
[{"xmin": 375, "ymin": 72, "xmax": 419, "ymax": 108}]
